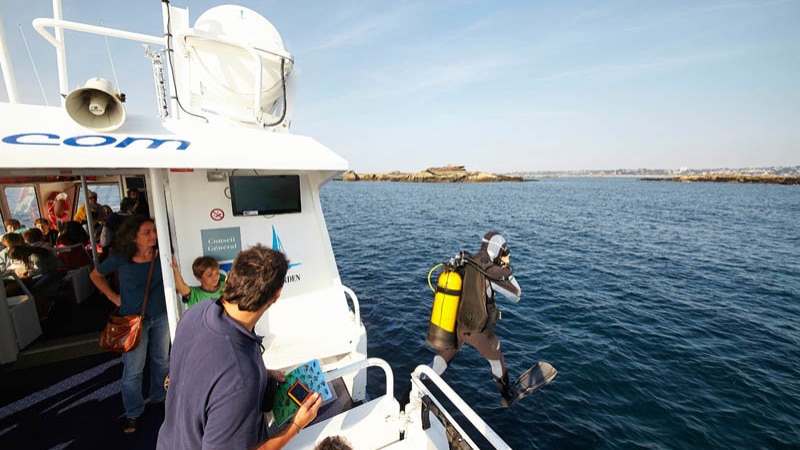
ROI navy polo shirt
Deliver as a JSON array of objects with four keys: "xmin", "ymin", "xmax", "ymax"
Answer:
[{"xmin": 157, "ymin": 299, "xmax": 268, "ymax": 450}]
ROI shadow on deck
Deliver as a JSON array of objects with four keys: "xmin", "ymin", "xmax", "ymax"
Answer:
[{"xmin": 0, "ymin": 292, "xmax": 163, "ymax": 449}]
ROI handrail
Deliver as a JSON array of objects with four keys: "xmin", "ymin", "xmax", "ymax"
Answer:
[
  {"xmin": 342, "ymin": 285, "xmax": 361, "ymax": 326},
  {"xmin": 411, "ymin": 365, "xmax": 512, "ymax": 450},
  {"xmin": 32, "ymin": 16, "xmax": 164, "ymax": 103},
  {"xmin": 323, "ymin": 357, "xmax": 393, "ymax": 400},
  {"xmin": 32, "ymin": 18, "xmax": 164, "ymax": 49}
]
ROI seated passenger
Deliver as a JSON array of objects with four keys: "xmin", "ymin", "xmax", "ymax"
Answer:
[
  {"xmin": 8, "ymin": 245, "xmax": 67, "ymax": 318},
  {"xmin": 73, "ymin": 190, "xmax": 105, "ymax": 226},
  {"xmin": 55, "ymin": 221, "xmax": 92, "ymax": 269},
  {"xmin": 34, "ymin": 217, "xmax": 59, "ymax": 247},
  {"xmin": 23, "ymin": 227, "xmax": 51, "ymax": 249},
  {"xmin": 171, "ymin": 255, "xmax": 226, "ymax": 308},
  {"xmin": 4, "ymin": 219, "xmax": 24, "ymax": 233},
  {"xmin": 0, "ymin": 232, "xmax": 25, "ymax": 273}
]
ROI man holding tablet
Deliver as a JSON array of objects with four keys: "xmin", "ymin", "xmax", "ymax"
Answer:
[{"xmin": 157, "ymin": 245, "xmax": 322, "ymax": 449}]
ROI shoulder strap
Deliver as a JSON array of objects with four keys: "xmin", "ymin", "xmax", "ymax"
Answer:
[{"xmin": 139, "ymin": 249, "xmax": 158, "ymax": 318}]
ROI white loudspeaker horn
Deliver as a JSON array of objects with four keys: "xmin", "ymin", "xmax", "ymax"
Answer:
[{"xmin": 65, "ymin": 78, "xmax": 126, "ymax": 132}]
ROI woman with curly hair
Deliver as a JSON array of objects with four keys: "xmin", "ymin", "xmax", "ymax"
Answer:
[{"xmin": 90, "ymin": 215, "xmax": 169, "ymax": 435}]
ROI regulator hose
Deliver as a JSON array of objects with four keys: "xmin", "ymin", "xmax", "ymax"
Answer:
[{"xmin": 427, "ymin": 263, "xmax": 444, "ymax": 292}]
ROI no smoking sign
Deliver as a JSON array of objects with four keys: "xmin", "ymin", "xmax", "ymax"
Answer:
[{"xmin": 210, "ymin": 208, "xmax": 225, "ymax": 221}]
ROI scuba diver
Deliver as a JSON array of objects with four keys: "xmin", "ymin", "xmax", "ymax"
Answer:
[{"xmin": 427, "ymin": 231, "xmax": 522, "ymax": 407}]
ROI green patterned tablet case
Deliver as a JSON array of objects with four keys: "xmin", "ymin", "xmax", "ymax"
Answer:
[{"xmin": 272, "ymin": 359, "xmax": 334, "ymax": 426}]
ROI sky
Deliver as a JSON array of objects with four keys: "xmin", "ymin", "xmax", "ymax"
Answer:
[{"xmin": 0, "ymin": 0, "xmax": 798, "ymax": 173}]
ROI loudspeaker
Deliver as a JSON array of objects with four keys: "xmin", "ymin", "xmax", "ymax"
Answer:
[{"xmin": 65, "ymin": 78, "xmax": 126, "ymax": 132}]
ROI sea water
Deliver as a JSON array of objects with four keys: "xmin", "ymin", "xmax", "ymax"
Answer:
[{"xmin": 321, "ymin": 178, "xmax": 800, "ymax": 450}]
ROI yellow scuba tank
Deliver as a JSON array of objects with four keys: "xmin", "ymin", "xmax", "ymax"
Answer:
[{"xmin": 426, "ymin": 267, "xmax": 462, "ymax": 350}]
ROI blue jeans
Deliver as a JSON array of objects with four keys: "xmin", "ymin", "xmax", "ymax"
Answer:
[{"xmin": 120, "ymin": 313, "xmax": 170, "ymax": 418}]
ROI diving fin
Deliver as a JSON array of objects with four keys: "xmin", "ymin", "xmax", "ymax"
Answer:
[{"xmin": 506, "ymin": 361, "xmax": 558, "ymax": 407}]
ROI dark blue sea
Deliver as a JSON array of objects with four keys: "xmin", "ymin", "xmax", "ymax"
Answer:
[{"xmin": 320, "ymin": 178, "xmax": 800, "ymax": 450}]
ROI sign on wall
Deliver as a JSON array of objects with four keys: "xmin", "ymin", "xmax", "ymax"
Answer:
[{"xmin": 201, "ymin": 227, "xmax": 242, "ymax": 261}]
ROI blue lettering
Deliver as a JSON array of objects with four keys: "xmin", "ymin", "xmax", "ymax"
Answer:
[
  {"xmin": 117, "ymin": 137, "xmax": 190, "ymax": 150},
  {"xmin": 2, "ymin": 133, "xmax": 59, "ymax": 146},
  {"xmin": 63, "ymin": 135, "xmax": 116, "ymax": 147},
  {"xmin": 2, "ymin": 133, "xmax": 190, "ymax": 151}
]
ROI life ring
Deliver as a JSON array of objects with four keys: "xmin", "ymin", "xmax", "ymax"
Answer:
[{"xmin": 46, "ymin": 192, "xmax": 71, "ymax": 228}]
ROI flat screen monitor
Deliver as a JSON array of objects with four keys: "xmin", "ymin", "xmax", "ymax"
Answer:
[{"xmin": 229, "ymin": 175, "xmax": 301, "ymax": 216}]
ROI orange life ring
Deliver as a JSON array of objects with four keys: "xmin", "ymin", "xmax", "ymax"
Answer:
[{"xmin": 46, "ymin": 192, "xmax": 71, "ymax": 228}]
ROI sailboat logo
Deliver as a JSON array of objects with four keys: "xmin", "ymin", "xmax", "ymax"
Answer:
[{"xmin": 272, "ymin": 225, "xmax": 302, "ymax": 269}]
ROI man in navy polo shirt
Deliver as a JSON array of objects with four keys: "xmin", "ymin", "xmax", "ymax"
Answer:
[{"xmin": 157, "ymin": 245, "xmax": 321, "ymax": 450}]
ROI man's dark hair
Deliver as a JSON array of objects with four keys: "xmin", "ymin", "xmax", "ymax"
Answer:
[{"xmin": 222, "ymin": 244, "xmax": 288, "ymax": 312}]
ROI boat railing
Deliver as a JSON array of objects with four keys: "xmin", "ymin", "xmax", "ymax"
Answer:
[
  {"xmin": 31, "ymin": 17, "xmax": 162, "ymax": 102},
  {"xmin": 341, "ymin": 285, "xmax": 361, "ymax": 327},
  {"xmin": 283, "ymin": 358, "xmax": 400, "ymax": 449},
  {"xmin": 409, "ymin": 365, "xmax": 512, "ymax": 450},
  {"xmin": 323, "ymin": 357, "xmax": 393, "ymax": 400}
]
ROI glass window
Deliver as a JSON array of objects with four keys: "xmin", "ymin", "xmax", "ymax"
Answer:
[
  {"xmin": 77, "ymin": 184, "xmax": 122, "ymax": 212},
  {"xmin": 4, "ymin": 186, "xmax": 40, "ymax": 229}
]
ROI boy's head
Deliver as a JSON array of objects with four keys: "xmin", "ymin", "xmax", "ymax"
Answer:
[
  {"xmin": 192, "ymin": 256, "xmax": 221, "ymax": 289},
  {"xmin": 4, "ymin": 219, "xmax": 21, "ymax": 232},
  {"xmin": 22, "ymin": 228, "xmax": 44, "ymax": 244},
  {"xmin": 34, "ymin": 218, "xmax": 51, "ymax": 232},
  {"xmin": 2, "ymin": 232, "xmax": 24, "ymax": 248}
]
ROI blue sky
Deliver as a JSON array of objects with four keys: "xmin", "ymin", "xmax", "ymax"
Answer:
[{"xmin": 1, "ymin": 0, "xmax": 798, "ymax": 173}]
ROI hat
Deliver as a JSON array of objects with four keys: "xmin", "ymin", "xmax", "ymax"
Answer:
[{"xmin": 481, "ymin": 231, "xmax": 509, "ymax": 262}]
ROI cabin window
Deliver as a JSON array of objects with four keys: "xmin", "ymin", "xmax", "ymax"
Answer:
[
  {"xmin": 78, "ymin": 184, "xmax": 122, "ymax": 212},
  {"xmin": 4, "ymin": 186, "xmax": 40, "ymax": 229}
]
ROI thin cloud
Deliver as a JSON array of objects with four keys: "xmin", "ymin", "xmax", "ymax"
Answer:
[
  {"xmin": 537, "ymin": 48, "xmax": 745, "ymax": 83},
  {"xmin": 300, "ymin": 3, "xmax": 431, "ymax": 54}
]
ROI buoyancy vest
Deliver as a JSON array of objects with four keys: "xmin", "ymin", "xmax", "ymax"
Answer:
[{"xmin": 456, "ymin": 252, "xmax": 501, "ymax": 332}]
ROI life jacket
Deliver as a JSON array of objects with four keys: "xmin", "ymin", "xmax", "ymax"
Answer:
[{"xmin": 455, "ymin": 252, "xmax": 501, "ymax": 333}]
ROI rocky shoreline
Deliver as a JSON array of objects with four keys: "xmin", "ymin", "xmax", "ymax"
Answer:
[
  {"xmin": 341, "ymin": 165, "xmax": 525, "ymax": 183},
  {"xmin": 640, "ymin": 174, "xmax": 800, "ymax": 185}
]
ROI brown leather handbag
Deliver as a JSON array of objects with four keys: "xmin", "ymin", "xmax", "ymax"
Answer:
[{"xmin": 98, "ymin": 251, "xmax": 157, "ymax": 353}]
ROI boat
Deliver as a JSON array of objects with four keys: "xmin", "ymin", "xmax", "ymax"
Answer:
[{"xmin": 0, "ymin": 2, "xmax": 514, "ymax": 448}]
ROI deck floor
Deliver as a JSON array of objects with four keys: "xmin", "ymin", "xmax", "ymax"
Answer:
[{"xmin": 1, "ymin": 291, "xmax": 165, "ymax": 449}]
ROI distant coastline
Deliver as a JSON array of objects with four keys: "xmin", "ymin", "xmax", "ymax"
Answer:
[
  {"xmin": 505, "ymin": 165, "xmax": 800, "ymax": 179},
  {"xmin": 640, "ymin": 174, "xmax": 800, "ymax": 185},
  {"xmin": 341, "ymin": 165, "xmax": 525, "ymax": 183},
  {"xmin": 338, "ymin": 165, "xmax": 800, "ymax": 184}
]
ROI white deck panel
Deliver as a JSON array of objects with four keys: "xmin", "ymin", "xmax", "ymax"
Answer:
[
  {"xmin": 262, "ymin": 286, "xmax": 363, "ymax": 370},
  {"xmin": 284, "ymin": 395, "xmax": 401, "ymax": 450},
  {"xmin": 0, "ymin": 103, "xmax": 348, "ymax": 173}
]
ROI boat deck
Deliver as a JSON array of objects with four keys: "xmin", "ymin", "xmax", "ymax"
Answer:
[
  {"xmin": 0, "ymin": 290, "xmax": 164, "ymax": 449},
  {"xmin": 0, "ymin": 291, "xmax": 364, "ymax": 449}
]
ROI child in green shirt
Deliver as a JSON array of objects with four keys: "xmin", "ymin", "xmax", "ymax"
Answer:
[{"xmin": 171, "ymin": 255, "xmax": 226, "ymax": 307}]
